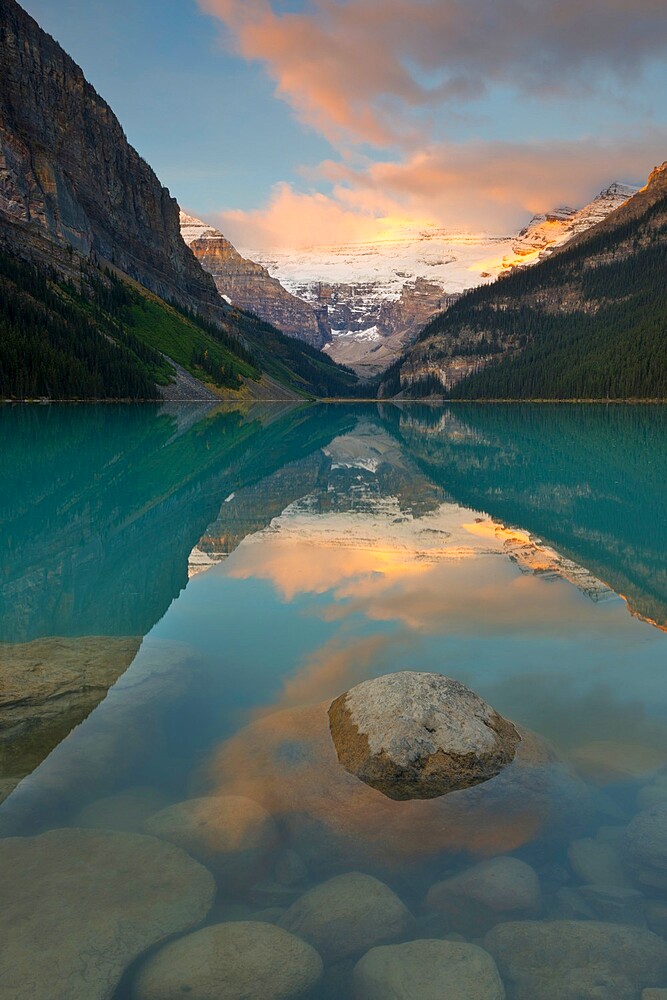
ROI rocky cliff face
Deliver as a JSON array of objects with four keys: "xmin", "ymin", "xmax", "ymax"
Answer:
[
  {"xmin": 180, "ymin": 213, "xmax": 331, "ymax": 349},
  {"xmin": 0, "ymin": 0, "xmax": 221, "ymax": 313},
  {"xmin": 500, "ymin": 183, "xmax": 637, "ymax": 270}
]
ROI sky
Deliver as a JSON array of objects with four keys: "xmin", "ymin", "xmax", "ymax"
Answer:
[{"xmin": 22, "ymin": 0, "xmax": 667, "ymax": 249}]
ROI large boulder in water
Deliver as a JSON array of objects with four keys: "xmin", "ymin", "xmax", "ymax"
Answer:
[
  {"xmin": 329, "ymin": 672, "xmax": 520, "ymax": 800},
  {"xmin": 132, "ymin": 921, "xmax": 323, "ymax": 1000},
  {"xmin": 0, "ymin": 828, "xmax": 215, "ymax": 1000},
  {"xmin": 202, "ymin": 699, "xmax": 591, "ymax": 876}
]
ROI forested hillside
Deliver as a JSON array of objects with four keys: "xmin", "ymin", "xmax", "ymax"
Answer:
[
  {"xmin": 389, "ymin": 162, "xmax": 667, "ymax": 400},
  {"xmin": 0, "ymin": 250, "xmax": 258, "ymax": 399},
  {"xmin": 0, "ymin": 247, "xmax": 362, "ymax": 400}
]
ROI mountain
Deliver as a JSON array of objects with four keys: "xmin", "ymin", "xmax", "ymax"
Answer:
[
  {"xmin": 386, "ymin": 162, "xmax": 667, "ymax": 400},
  {"xmin": 180, "ymin": 213, "xmax": 331, "ymax": 349},
  {"xmin": 245, "ymin": 183, "xmax": 635, "ymax": 376},
  {"xmin": 0, "ymin": 0, "xmax": 220, "ymax": 315},
  {"xmin": 0, "ymin": 0, "xmax": 359, "ymax": 401}
]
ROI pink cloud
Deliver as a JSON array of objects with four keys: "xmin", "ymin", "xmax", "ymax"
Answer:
[{"xmin": 217, "ymin": 132, "xmax": 667, "ymax": 248}]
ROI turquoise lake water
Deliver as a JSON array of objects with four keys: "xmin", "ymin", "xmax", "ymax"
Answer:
[{"xmin": 0, "ymin": 402, "xmax": 666, "ymax": 999}]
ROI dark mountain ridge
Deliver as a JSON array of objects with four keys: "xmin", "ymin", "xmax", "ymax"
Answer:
[{"xmin": 0, "ymin": 0, "xmax": 220, "ymax": 313}]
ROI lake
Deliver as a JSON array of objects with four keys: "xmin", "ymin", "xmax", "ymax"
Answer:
[{"xmin": 1, "ymin": 401, "xmax": 666, "ymax": 1000}]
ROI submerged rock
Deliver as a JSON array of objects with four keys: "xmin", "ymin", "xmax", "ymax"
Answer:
[
  {"xmin": 0, "ymin": 636, "xmax": 140, "ymax": 804},
  {"xmin": 424, "ymin": 856, "xmax": 541, "ymax": 935},
  {"xmin": 485, "ymin": 920, "xmax": 667, "ymax": 1000},
  {"xmin": 328, "ymin": 672, "xmax": 520, "ymax": 800},
  {"xmin": 203, "ymin": 700, "xmax": 591, "ymax": 875},
  {"xmin": 567, "ymin": 837, "xmax": 632, "ymax": 888},
  {"xmin": 132, "ymin": 921, "xmax": 323, "ymax": 1000},
  {"xmin": 0, "ymin": 828, "xmax": 215, "ymax": 1000},
  {"xmin": 352, "ymin": 939, "xmax": 505, "ymax": 1000},
  {"xmin": 278, "ymin": 872, "xmax": 413, "ymax": 964},
  {"xmin": 143, "ymin": 795, "xmax": 279, "ymax": 894},
  {"xmin": 625, "ymin": 804, "xmax": 667, "ymax": 889}
]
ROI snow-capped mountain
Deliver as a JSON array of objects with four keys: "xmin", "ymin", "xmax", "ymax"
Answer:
[{"xmin": 241, "ymin": 182, "xmax": 636, "ymax": 375}]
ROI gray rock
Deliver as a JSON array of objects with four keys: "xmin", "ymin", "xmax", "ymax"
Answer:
[
  {"xmin": 278, "ymin": 872, "xmax": 413, "ymax": 964},
  {"xmin": 626, "ymin": 804, "xmax": 667, "ymax": 889},
  {"xmin": 567, "ymin": 837, "xmax": 632, "ymax": 888},
  {"xmin": 425, "ymin": 856, "xmax": 541, "ymax": 935},
  {"xmin": 132, "ymin": 921, "xmax": 323, "ymax": 1000},
  {"xmin": 352, "ymin": 939, "xmax": 505, "ymax": 1000},
  {"xmin": 0, "ymin": 828, "xmax": 215, "ymax": 1000},
  {"xmin": 485, "ymin": 920, "xmax": 667, "ymax": 1000},
  {"xmin": 329, "ymin": 672, "xmax": 520, "ymax": 800},
  {"xmin": 643, "ymin": 990, "xmax": 667, "ymax": 999},
  {"xmin": 143, "ymin": 795, "xmax": 279, "ymax": 893}
]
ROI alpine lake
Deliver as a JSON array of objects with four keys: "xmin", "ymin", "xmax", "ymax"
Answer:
[{"xmin": 1, "ymin": 401, "xmax": 666, "ymax": 1000}]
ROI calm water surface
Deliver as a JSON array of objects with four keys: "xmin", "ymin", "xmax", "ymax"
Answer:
[{"xmin": 1, "ymin": 402, "xmax": 666, "ymax": 999}]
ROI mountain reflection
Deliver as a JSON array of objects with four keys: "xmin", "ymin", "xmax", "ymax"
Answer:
[
  {"xmin": 379, "ymin": 403, "xmax": 667, "ymax": 629},
  {"xmin": 1, "ymin": 401, "xmax": 666, "ymax": 811}
]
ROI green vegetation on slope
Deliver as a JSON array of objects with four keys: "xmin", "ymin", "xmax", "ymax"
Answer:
[
  {"xmin": 0, "ymin": 250, "xmax": 263, "ymax": 399},
  {"xmin": 0, "ymin": 251, "xmax": 169, "ymax": 399},
  {"xmin": 397, "ymin": 186, "xmax": 667, "ymax": 400},
  {"xmin": 234, "ymin": 309, "xmax": 362, "ymax": 398},
  {"xmin": 0, "ymin": 247, "xmax": 363, "ymax": 400},
  {"xmin": 451, "ymin": 245, "xmax": 667, "ymax": 399}
]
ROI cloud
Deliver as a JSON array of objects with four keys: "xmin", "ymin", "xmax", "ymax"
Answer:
[
  {"xmin": 198, "ymin": 0, "xmax": 667, "ymax": 149},
  {"xmin": 218, "ymin": 132, "xmax": 667, "ymax": 248}
]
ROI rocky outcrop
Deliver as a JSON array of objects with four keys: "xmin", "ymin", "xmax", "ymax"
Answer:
[
  {"xmin": 0, "ymin": 0, "xmax": 222, "ymax": 314},
  {"xmin": 0, "ymin": 828, "xmax": 215, "ymax": 1000},
  {"xmin": 328, "ymin": 672, "xmax": 520, "ymax": 800},
  {"xmin": 133, "ymin": 921, "xmax": 323, "ymax": 1000},
  {"xmin": 181, "ymin": 213, "xmax": 331, "ymax": 348}
]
